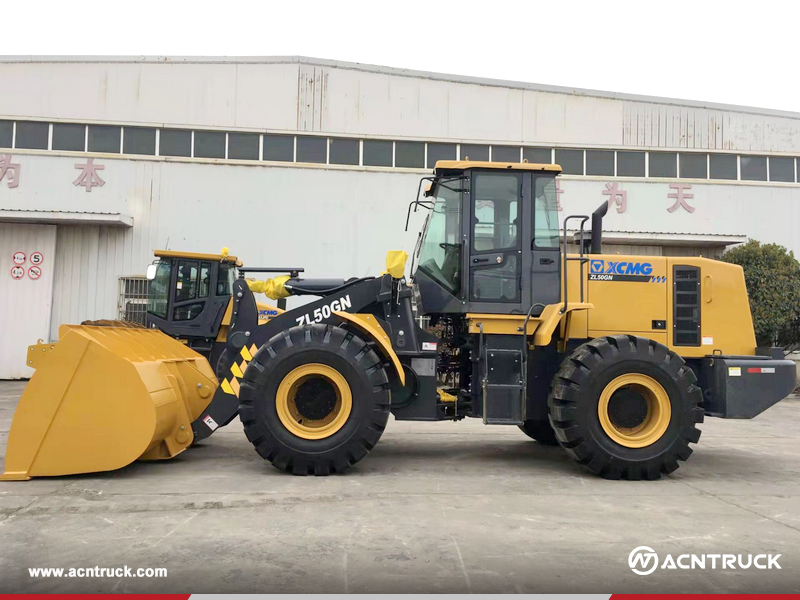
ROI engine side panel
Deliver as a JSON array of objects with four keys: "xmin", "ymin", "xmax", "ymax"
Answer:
[{"xmin": 564, "ymin": 254, "xmax": 757, "ymax": 358}]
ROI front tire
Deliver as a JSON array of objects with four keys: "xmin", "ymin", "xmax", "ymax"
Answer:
[
  {"xmin": 549, "ymin": 335, "xmax": 703, "ymax": 480},
  {"xmin": 238, "ymin": 324, "xmax": 391, "ymax": 475}
]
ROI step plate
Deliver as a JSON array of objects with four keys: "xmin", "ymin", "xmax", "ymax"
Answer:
[{"xmin": 484, "ymin": 350, "xmax": 524, "ymax": 424}]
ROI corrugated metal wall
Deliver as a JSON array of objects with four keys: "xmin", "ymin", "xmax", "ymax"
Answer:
[
  {"xmin": 51, "ymin": 226, "xmax": 129, "ymax": 339},
  {"xmin": 621, "ymin": 101, "xmax": 800, "ymax": 152},
  {"xmin": 2, "ymin": 58, "xmax": 800, "ymax": 152}
]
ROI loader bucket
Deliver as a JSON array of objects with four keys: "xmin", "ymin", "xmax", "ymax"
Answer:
[{"xmin": 1, "ymin": 325, "xmax": 218, "ymax": 480}]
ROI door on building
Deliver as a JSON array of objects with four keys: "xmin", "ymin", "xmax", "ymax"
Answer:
[{"xmin": 0, "ymin": 223, "xmax": 57, "ymax": 379}]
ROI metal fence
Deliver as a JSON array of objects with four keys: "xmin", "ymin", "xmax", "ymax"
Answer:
[{"xmin": 118, "ymin": 276, "xmax": 149, "ymax": 324}]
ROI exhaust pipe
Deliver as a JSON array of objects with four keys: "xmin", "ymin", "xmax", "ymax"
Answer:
[{"xmin": 591, "ymin": 201, "xmax": 609, "ymax": 254}]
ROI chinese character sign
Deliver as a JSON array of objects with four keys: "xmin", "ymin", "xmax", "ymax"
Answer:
[
  {"xmin": 602, "ymin": 182, "xmax": 627, "ymax": 213},
  {"xmin": 0, "ymin": 154, "xmax": 20, "ymax": 188},
  {"xmin": 667, "ymin": 183, "xmax": 695, "ymax": 213},
  {"xmin": 73, "ymin": 159, "xmax": 105, "ymax": 192}
]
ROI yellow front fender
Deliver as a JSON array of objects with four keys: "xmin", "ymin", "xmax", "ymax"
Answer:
[{"xmin": 333, "ymin": 312, "xmax": 406, "ymax": 386}]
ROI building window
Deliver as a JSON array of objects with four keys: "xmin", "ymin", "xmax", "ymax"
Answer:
[
  {"xmin": 523, "ymin": 147, "xmax": 552, "ymax": 164},
  {"xmin": 741, "ymin": 155, "xmax": 767, "ymax": 181},
  {"xmin": 329, "ymin": 138, "xmax": 359, "ymax": 165},
  {"xmin": 227, "ymin": 132, "xmax": 259, "ymax": 160},
  {"xmin": 296, "ymin": 136, "xmax": 327, "ymax": 163},
  {"xmin": 395, "ymin": 141, "xmax": 425, "ymax": 168},
  {"xmin": 649, "ymin": 152, "xmax": 677, "ymax": 178},
  {"xmin": 491, "ymin": 145, "xmax": 520, "ymax": 162},
  {"xmin": 555, "ymin": 149, "xmax": 583, "ymax": 175},
  {"xmin": 769, "ymin": 156, "xmax": 794, "ymax": 182},
  {"xmin": 194, "ymin": 131, "xmax": 225, "ymax": 159},
  {"xmin": 427, "ymin": 143, "xmax": 456, "ymax": 168},
  {"xmin": 87, "ymin": 125, "xmax": 121, "ymax": 153},
  {"xmin": 0, "ymin": 120, "xmax": 12, "ymax": 148},
  {"xmin": 363, "ymin": 140, "xmax": 393, "ymax": 167},
  {"xmin": 52, "ymin": 123, "xmax": 86, "ymax": 152},
  {"xmin": 585, "ymin": 150, "xmax": 614, "ymax": 176},
  {"xmin": 15, "ymin": 121, "xmax": 49, "ymax": 150},
  {"xmin": 460, "ymin": 144, "xmax": 489, "ymax": 162},
  {"xmin": 263, "ymin": 134, "xmax": 294, "ymax": 162},
  {"xmin": 617, "ymin": 151, "xmax": 645, "ymax": 177},
  {"xmin": 709, "ymin": 154, "xmax": 737, "ymax": 180},
  {"xmin": 118, "ymin": 276, "xmax": 149, "ymax": 325},
  {"xmin": 159, "ymin": 129, "xmax": 192, "ymax": 157},
  {"xmin": 679, "ymin": 153, "xmax": 707, "ymax": 179},
  {"xmin": 123, "ymin": 127, "xmax": 156, "ymax": 156}
]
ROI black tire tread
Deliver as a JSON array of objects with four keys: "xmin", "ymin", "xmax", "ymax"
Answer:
[
  {"xmin": 238, "ymin": 323, "xmax": 391, "ymax": 476},
  {"xmin": 548, "ymin": 335, "xmax": 703, "ymax": 480}
]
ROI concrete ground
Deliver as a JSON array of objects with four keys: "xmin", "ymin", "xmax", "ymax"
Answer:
[{"xmin": 1, "ymin": 380, "xmax": 799, "ymax": 594}]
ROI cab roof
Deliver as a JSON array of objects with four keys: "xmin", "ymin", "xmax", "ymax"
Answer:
[
  {"xmin": 434, "ymin": 160, "xmax": 562, "ymax": 173},
  {"xmin": 154, "ymin": 249, "xmax": 242, "ymax": 266}
]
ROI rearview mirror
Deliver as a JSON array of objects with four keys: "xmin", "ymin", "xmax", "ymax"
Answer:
[{"xmin": 146, "ymin": 264, "xmax": 158, "ymax": 281}]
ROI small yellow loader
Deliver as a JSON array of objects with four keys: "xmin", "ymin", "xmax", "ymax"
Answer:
[{"xmin": 3, "ymin": 161, "xmax": 795, "ymax": 481}]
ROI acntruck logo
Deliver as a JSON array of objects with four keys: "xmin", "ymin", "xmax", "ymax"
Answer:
[
  {"xmin": 629, "ymin": 547, "xmax": 659, "ymax": 576},
  {"xmin": 628, "ymin": 546, "xmax": 782, "ymax": 575}
]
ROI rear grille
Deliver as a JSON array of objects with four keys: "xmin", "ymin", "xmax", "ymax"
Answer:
[{"xmin": 673, "ymin": 266, "xmax": 700, "ymax": 346}]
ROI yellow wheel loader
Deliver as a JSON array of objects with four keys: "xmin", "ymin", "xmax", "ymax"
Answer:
[{"xmin": 3, "ymin": 161, "xmax": 796, "ymax": 481}]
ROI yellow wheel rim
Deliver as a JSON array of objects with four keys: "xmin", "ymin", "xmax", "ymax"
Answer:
[
  {"xmin": 276, "ymin": 364, "xmax": 352, "ymax": 440},
  {"xmin": 597, "ymin": 373, "xmax": 671, "ymax": 448}
]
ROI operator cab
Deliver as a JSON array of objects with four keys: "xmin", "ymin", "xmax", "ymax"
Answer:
[
  {"xmin": 145, "ymin": 250, "xmax": 239, "ymax": 353},
  {"xmin": 412, "ymin": 161, "xmax": 562, "ymax": 315}
]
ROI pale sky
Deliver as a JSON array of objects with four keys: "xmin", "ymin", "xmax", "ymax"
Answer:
[{"xmin": 5, "ymin": 0, "xmax": 799, "ymax": 113}]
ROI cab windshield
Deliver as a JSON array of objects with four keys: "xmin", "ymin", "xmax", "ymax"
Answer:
[
  {"xmin": 147, "ymin": 261, "xmax": 171, "ymax": 318},
  {"xmin": 415, "ymin": 179, "xmax": 462, "ymax": 295}
]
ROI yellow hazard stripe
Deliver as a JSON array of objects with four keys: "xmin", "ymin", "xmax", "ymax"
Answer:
[
  {"xmin": 222, "ymin": 345, "xmax": 261, "ymax": 397},
  {"xmin": 230, "ymin": 362, "xmax": 244, "ymax": 378}
]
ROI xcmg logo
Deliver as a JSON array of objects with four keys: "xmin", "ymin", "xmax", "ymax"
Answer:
[
  {"xmin": 258, "ymin": 309, "xmax": 279, "ymax": 318},
  {"xmin": 589, "ymin": 259, "xmax": 657, "ymax": 282},
  {"xmin": 590, "ymin": 259, "xmax": 653, "ymax": 276}
]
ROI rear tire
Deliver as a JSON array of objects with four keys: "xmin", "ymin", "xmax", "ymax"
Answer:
[
  {"xmin": 549, "ymin": 335, "xmax": 703, "ymax": 480},
  {"xmin": 518, "ymin": 420, "xmax": 559, "ymax": 445},
  {"xmin": 238, "ymin": 324, "xmax": 391, "ymax": 475}
]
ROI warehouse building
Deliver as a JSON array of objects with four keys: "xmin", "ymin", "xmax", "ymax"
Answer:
[{"xmin": 1, "ymin": 56, "xmax": 799, "ymax": 378}]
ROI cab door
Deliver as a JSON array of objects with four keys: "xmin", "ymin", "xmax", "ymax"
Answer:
[
  {"xmin": 168, "ymin": 259, "xmax": 214, "ymax": 337},
  {"xmin": 467, "ymin": 171, "xmax": 524, "ymax": 313},
  {"xmin": 530, "ymin": 175, "xmax": 561, "ymax": 308}
]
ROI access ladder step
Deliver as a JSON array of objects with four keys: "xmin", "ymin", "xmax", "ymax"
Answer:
[{"xmin": 482, "ymin": 348, "xmax": 525, "ymax": 425}]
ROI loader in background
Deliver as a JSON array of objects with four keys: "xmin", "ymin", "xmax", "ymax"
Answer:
[{"xmin": 3, "ymin": 161, "xmax": 796, "ymax": 482}]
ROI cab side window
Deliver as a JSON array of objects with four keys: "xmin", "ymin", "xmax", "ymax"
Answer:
[
  {"xmin": 174, "ymin": 303, "xmax": 205, "ymax": 321},
  {"xmin": 175, "ymin": 260, "xmax": 199, "ymax": 302},
  {"xmin": 217, "ymin": 264, "xmax": 234, "ymax": 296},
  {"xmin": 472, "ymin": 173, "xmax": 520, "ymax": 252},
  {"xmin": 199, "ymin": 262, "xmax": 211, "ymax": 298}
]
